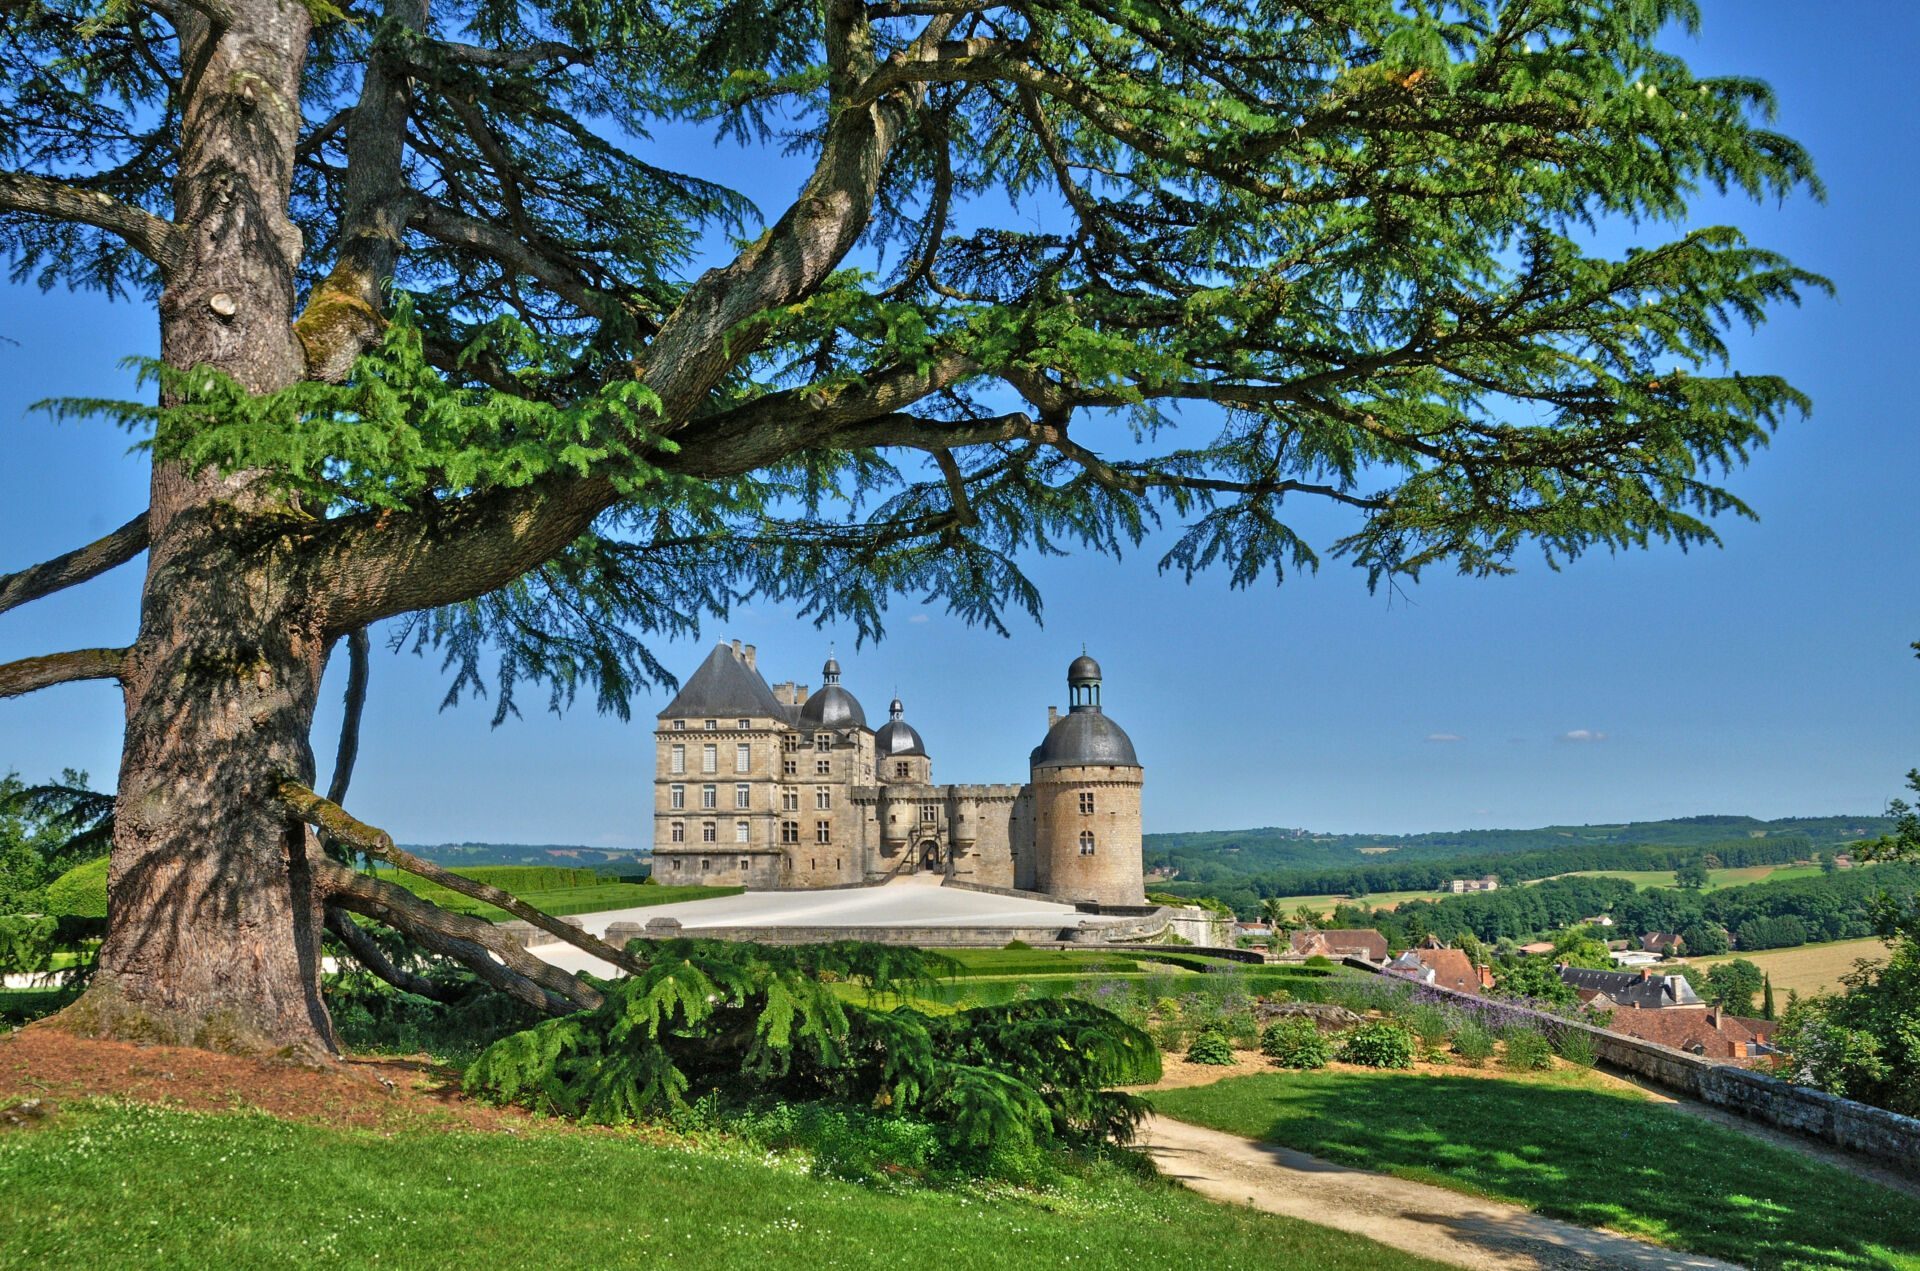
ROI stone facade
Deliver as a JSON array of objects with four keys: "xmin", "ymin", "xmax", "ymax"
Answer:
[{"xmin": 650, "ymin": 641, "xmax": 1145, "ymax": 904}]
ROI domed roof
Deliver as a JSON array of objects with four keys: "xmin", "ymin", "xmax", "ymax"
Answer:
[
  {"xmin": 1030, "ymin": 710, "xmax": 1139, "ymax": 769},
  {"xmin": 1067, "ymin": 653, "xmax": 1102, "ymax": 683},
  {"xmin": 874, "ymin": 698, "xmax": 926, "ymax": 759},
  {"xmin": 798, "ymin": 654, "xmax": 866, "ymax": 729}
]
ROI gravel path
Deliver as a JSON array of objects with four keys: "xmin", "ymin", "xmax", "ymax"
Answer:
[{"xmin": 1138, "ymin": 1114, "xmax": 1744, "ymax": 1271}]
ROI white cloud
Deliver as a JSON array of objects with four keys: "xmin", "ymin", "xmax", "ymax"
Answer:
[
  {"xmin": 908, "ymin": 613, "xmax": 931, "ymax": 624},
  {"xmin": 1425, "ymin": 732, "xmax": 1464, "ymax": 743},
  {"xmin": 1558, "ymin": 728, "xmax": 1608, "ymax": 743}
]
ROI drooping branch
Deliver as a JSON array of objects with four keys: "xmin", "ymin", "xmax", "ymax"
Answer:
[
  {"xmin": 281, "ymin": 778, "xmax": 646, "ymax": 976},
  {"xmin": 0, "ymin": 171, "xmax": 187, "ymax": 275},
  {"xmin": 324, "ymin": 905, "xmax": 459, "ymax": 1002},
  {"xmin": 0, "ymin": 647, "xmax": 126, "ymax": 700},
  {"xmin": 327, "ymin": 627, "xmax": 370, "ymax": 806},
  {"xmin": 317, "ymin": 857, "xmax": 598, "ymax": 1014},
  {"xmin": 0, "ymin": 511, "xmax": 149, "ymax": 617},
  {"xmin": 410, "ymin": 201, "xmax": 627, "ymax": 324}
]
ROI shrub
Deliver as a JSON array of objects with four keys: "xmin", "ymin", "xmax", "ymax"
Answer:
[
  {"xmin": 1223, "ymin": 1010, "xmax": 1262, "ymax": 1048},
  {"xmin": 1407, "ymin": 1004, "xmax": 1452, "ymax": 1050},
  {"xmin": 465, "ymin": 939, "xmax": 1160, "ymax": 1169},
  {"xmin": 730, "ymin": 1101, "xmax": 944, "ymax": 1184},
  {"xmin": 1003, "ymin": 939, "xmax": 1031, "ymax": 950},
  {"xmin": 1339, "ymin": 1021, "xmax": 1415, "ymax": 1069},
  {"xmin": 0, "ymin": 915, "xmax": 57, "ymax": 978},
  {"xmin": 1185, "ymin": 1028, "xmax": 1237, "ymax": 1066},
  {"xmin": 1500, "ymin": 1028, "xmax": 1555, "ymax": 1071},
  {"xmin": 1304, "ymin": 954, "xmax": 1333, "ymax": 968},
  {"xmin": 1450, "ymin": 1021, "xmax": 1495, "ymax": 1067},
  {"xmin": 1553, "ymin": 1028, "xmax": 1598, "ymax": 1068},
  {"xmin": 1260, "ymin": 1017, "xmax": 1333, "ymax": 1069},
  {"xmin": 1149, "ymin": 1019, "xmax": 1189, "ymax": 1053}
]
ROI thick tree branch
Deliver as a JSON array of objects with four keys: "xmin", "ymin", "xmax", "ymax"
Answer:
[
  {"xmin": 281, "ymin": 778, "xmax": 646, "ymax": 977},
  {"xmin": 424, "ymin": 39, "xmax": 590, "ymax": 71},
  {"xmin": 324, "ymin": 905, "xmax": 459, "ymax": 1001},
  {"xmin": 410, "ymin": 201, "xmax": 630, "ymax": 325},
  {"xmin": 0, "ymin": 512, "xmax": 150, "ymax": 617},
  {"xmin": 0, "ymin": 171, "xmax": 187, "ymax": 275},
  {"xmin": 317, "ymin": 857, "xmax": 598, "ymax": 1013},
  {"xmin": 0, "ymin": 648, "xmax": 126, "ymax": 700}
]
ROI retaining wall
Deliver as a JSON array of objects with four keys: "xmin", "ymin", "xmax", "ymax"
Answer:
[{"xmin": 1341, "ymin": 957, "xmax": 1920, "ymax": 1177}]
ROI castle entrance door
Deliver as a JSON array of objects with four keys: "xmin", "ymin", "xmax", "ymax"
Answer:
[{"xmin": 918, "ymin": 841, "xmax": 943, "ymax": 872}]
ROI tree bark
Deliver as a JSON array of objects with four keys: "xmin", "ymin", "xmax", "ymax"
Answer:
[{"xmin": 57, "ymin": 0, "xmax": 333, "ymax": 1055}]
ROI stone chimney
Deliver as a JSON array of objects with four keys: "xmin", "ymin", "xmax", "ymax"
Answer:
[
  {"xmin": 1047, "ymin": 705, "xmax": 1059, "ymax": 729},
  {"xmin": 743, "ymin": 644, "xmax": 757, "ymax": 671},
  {"xmin": 731, "ymin": 638, "xmax": 743, "ymax": 660}
]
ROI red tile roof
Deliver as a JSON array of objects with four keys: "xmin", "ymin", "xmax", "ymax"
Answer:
[{"xmin": 1291, "ymin": 928, "xmax": 1388, "ymax": 961}]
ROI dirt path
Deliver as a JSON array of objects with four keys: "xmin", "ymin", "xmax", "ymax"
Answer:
[{"xmin": 1138, "ymin": 1114, "xmax": 1743, "ymax": 1271}]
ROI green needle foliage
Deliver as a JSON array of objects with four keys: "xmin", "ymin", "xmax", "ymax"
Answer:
[
  {"xmin": 3, "ymin": 0, "xmax": 1828, "ymax": 723},
  {"xmin": 464, "ymin": 938, "xmax": 1161, "ymax": 1157}
]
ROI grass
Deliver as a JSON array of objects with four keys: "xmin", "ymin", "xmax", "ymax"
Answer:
[
  {"xmin": 1150, "ymin": 1068, "xmax": 1920, "ymax": 1270},
  {"xmin": 0, "ymin": 985, "xmax": 78, "ymax": 1026},
  {"xmin": 1259, "ymin": 888, "xmax": 1439, "ymax": 917},
  {"xmin": 1684, "ymin": 936, "xmax": 1896, "ymax": 998},
  {"xmin": 0, "ymin": 1100, "xmax": 1451, "ymax": 1271},
  {"xmin": 375, "ymin": 876, "xmax": 744, "ymax": 921},
  {"xmin": 1536, "ymin": 863, "xmax": 1829, "ymax": 891}
]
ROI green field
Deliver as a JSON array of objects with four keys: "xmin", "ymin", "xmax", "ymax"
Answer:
[
  {"xmin": 1151, "ymin": 1068, "xmax": 1920, "ymax": 1271},
  {"xmin": 0, "ymin": 1100, "xmax": 1447, "ymax": 1271},
  {"xmin": 1684, "ymin": 936, "xmax": 1896, "ymax": 998},
  {"xmin": 1534, "ymin": 863, "xmax": 1824, "ymax": 891},
  {"xmin": 1258, "ymin": 889, "xmax": 1442, "ymax": 918}
]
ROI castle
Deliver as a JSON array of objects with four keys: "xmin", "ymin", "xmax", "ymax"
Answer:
[{"xmin": 650, "ymin": 642, "xmax": 1145, "ymax": 905}]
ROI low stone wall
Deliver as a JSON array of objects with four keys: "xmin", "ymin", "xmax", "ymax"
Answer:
[
  {"xmin": 1341, "ymin": 957, "xmax": 1920, "ymax": 1177},
  {"xmin": 630, "ymin": 918, "xmax": 1079, "ymax": 947}
]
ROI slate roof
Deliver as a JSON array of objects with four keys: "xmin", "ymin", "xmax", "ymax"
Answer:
[
  {"xmin": 1559, "ymin": 965, "xmax": 1703, "ymax": 1009},
  {"xmin": 1030, "ymin": 708, "xmax": 1139, "ymax": 768},
  {"xmin": 875, "ymin": 698, "xmax": 926, "ymax": 758},
  {"xmin": 799, "ymin": 684, "xmax": 868, "ymax": 729},
  {"xmin": 657, "ymin": 643, "xmax": 790, "ymax": 721}
]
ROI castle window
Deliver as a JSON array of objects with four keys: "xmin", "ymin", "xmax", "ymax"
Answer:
[
  {"xmin": 704, "ymin": 719, "xmax": 717, "ymax": 731},
  {"xmin": 782, "ymin": 788, "xmax": 799, "ymax": 812},
  {"xmin": 815, "ymin": 759, "xmax": 831, "ymax": 776},
  {"xmin": 701, "ymin": 785, "xmax": 717, "ymax": 810},
  {"xmin": 895, "ymin": 762, "xmax": 909, "ymax": 778},
  {"xmin": 735, "ymin": 743, "xmax": 751, "ymax": 773},
  {"xmin": 670, "ymin": 744, "xmax": 685, "ymax": 775},
  {"xmin": 1079, "ymin": 830, "xmax": 1096, "ymax": 855},
  {"xmin": 670, "ymin": 821, "xmax": 685, "ymax": 843},
  {"xmin": 735, "ymin": 820, "xmax": 750, "ymax": 844},
  {"xmin": 701, "ymin": 744, "xmax": 718, "ymax": 773},
  {"xmin": 815, "ymin": 733, "xmax": 832, "ymax": 752},
  {"xmin": 672, "ymin": 719, "xmax": 685, "ymax": 731},
  {"xmin": 815, "ymin": 821, "xmax": 831, "ymax": 844},
  {"xmin": 783, "ymin": 735, "xmax": 800, "ymax": 752},
  {"xmin": 735, "ymin": 783, "xmax": 751, "ymax": 810},
  {"xmin": 783, "ymin": 760, "xmax": 798, "ymax": 776},
  {"xmin": 1079, "ymin": 792, "xmax": 1095, "ymax": 815},
  {"xmin": 781, "ymin": 820, "xmax": 800, "ymax": 844},
  {"xmin": 702, "ymin": 858, "xmax": 710, "ymax": 871},
  {"xmin": 815, "ymin": 788, "xmax": 832, "ymax": 810},
  {"xmin": 739, "ymin": 858, "xmax": 749, "ymax": 871},
  {"xmin": 669, "ymin": 858, "xmax": 681, "ymax": 871},
  {"xmin": 920, "ymin": 805, "xmax": 937, "ymax": 823},
  {"xmin": 702, "ymin": 822, "xmax": 717, "ymax": 843},
  {"xmin": 670, "ymin": 784, "xmax": 685, "ymax": 810},
  {"xmin": 737, "ymin": 718, "xmax": 750, "ymax": 729}
]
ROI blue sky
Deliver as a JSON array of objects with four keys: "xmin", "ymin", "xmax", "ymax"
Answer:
[{"xmin": 1, "ymin": 1, "xmax": 1915, "ymax": 843}]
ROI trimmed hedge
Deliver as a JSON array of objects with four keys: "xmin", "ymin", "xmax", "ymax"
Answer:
[{"xmin": 45, "ymin": 856, "xmax": 109, "ymax": 920}]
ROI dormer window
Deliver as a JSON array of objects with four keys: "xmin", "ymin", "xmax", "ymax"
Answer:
[
  {"xmin": 704, "ymin": 719, "xmax": 717, "ymax": 731},
  {"xmin": 672, "ymin": 719, "xmax": 686, "ymax": 731},
  {"xmin": 737, "ymin": 718, "xmax": 750, "ymax": 729}
]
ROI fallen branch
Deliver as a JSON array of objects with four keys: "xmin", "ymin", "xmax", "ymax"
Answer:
[
  {"xmin": 281, "ymin": 779, "xmax": 646, "ymax": 977},
  {"xmin": 0, "ymin": 647, "xmax": 125, "ymax": 700},
  {"xmin": 317, "ymin": 857, "xmax": 600, "ymax": 1014},
  {"xmin": 0, "ymin": 512, "xmax": 149, "ymax": 617}
]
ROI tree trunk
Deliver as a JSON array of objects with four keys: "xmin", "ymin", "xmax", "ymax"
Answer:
[{"xmin": 57, "ymin": 0, "xmax": 332, "ymax": 1054}]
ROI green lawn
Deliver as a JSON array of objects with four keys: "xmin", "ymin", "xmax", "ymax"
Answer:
[
  {"xmin": 1151, "ymin": 1069, "xmax": 1920, "ymax": 1271},
  {"xmin": 0, "ymin": 1100, "xmax": 1449, "ymax": 1271},
  {"xmin": 375, "ymin": 875, "xmax": 743, "ymax": 921}
]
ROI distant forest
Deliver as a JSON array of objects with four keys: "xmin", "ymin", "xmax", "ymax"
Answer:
[
  {"xmin": 1143, "ymin": 814, "xmax": 1894, "ymax": 900},
  {"xmin": 397, "ymin": 841, "xmax": 649, "ymax": 871}
]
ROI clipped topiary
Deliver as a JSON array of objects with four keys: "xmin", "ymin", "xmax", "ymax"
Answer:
[
  {"xmin": 1260, "ymin": 1017, "xmax": 1333, "ymax": 1069},
  {"xmin": 1339, "ymin": 1021, "xmax": 1416, "ymax": 1069},
  {"xmin": 1184, "ymin": 1027, "xmax": 1237, "ymax": 1066},
  {"xmin": 44, "ymin": 856, "xmax": 109, "ymax": 920}
]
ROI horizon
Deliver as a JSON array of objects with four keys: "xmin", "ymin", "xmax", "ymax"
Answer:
[{"xmin": 3, "ymin": 0, "xmax": 1917, "ymax": 842}]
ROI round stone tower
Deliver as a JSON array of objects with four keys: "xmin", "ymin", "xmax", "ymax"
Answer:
[{"xmin": 1029, "ymin": 653, "xmax": 1145, "ymax": 905}]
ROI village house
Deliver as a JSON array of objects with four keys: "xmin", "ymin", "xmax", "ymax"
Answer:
[
  {"xmin": 1290, "ymin": 928, "xmax": 1388, "ymax": 962},
  {"xmin": 1639, "ymin": 931, "xmax": 1685, "ymax": 957},
  {"xmin": 1385, "ymin": 937, "xmax": 1492, "ymax": 995},
  {"xmin": 1447, "ymin": 875, "xmax": 1500, "ymax": 893},
  {"xmin": 1561, "ymin": 965, "xmax": 1704, "ymax": 1010}
]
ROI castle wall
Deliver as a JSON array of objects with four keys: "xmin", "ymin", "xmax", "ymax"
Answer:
[{"xmin": 1031, "ymin": 764, "xmax": 1145, "ymax": 905}]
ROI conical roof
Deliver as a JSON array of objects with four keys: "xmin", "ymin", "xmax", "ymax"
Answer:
[
  {"xmin": 657, "ymin": 643, "xmax": 788, "ymax": 720},
  {"xmin": 875, "ymin": 697, "xmax": 926, "ymax": 758}
]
